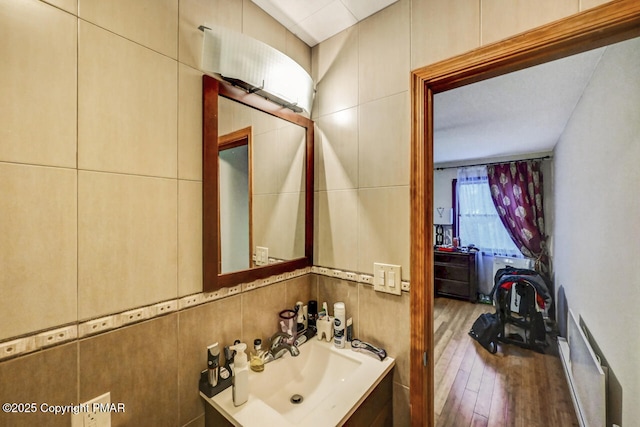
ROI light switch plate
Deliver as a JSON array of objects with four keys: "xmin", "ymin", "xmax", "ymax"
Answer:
[
  {"xmin": 373, "ymin": 263, "xmax": 402, "ymax": 295},
  {"xmin": 255, "ymin": 246, "xmax": 269, "ymax": 266}
]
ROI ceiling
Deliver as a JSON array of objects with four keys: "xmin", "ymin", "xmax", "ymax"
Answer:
[
  {"xmin": 251, "ymin": 0, "xmax": 398, "ymax": 47},
  {"xmin": 433, "ymin": 46, "xmax": 607, "ymax": 165},
  {"xmin": 251, "ymin": 1, "xmax": 609, "ymax": 166}
]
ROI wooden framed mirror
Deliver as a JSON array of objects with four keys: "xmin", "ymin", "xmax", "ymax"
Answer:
[{"xmin": 202, "ymin": 75, "xmax": 314, "ymax": 292}]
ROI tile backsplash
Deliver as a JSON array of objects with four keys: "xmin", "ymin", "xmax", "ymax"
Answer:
[{"xmin": 0, "ymin": 270, "xmax": 410, "ymax": 426}]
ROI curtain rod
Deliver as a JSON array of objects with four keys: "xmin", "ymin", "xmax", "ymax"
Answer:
[{"xmin": 434, "ymin": 155, "xmax": 551, "ymax": 171}]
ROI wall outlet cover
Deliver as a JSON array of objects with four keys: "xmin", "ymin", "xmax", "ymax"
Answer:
[{"xmin": 71, "ymin": 392, "xmax": 111, "ymax": 427}]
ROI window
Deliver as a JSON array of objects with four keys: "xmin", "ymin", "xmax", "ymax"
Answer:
[{"xmin": 455, "ymin": 166, "xmax": 522, "ymax": 257}]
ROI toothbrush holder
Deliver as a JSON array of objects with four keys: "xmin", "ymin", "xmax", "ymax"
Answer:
[
  {"xmin": 279, "ymin": 309, "xmax": 297, "ymax": 344},
  {"xmin": 316, "ymin": 315, "xmax": 333, "ymax": 342}
]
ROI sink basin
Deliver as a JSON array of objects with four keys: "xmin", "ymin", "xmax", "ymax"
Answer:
[{"xmin": 201, "ymin": 338, "xmax": 395, "ymax": 426}]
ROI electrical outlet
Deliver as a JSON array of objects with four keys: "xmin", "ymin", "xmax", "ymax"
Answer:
[
  {"xmin": 0, "ymin": 337, "xmax": 35, "ymax": 360},
  {"xmin": 401, "ymin": 281, "xmax": 410, "ymax": 292},
  {"xmin": 242, "ymin": 281, "xmax": 257, "ymax": 292},
  {"xmin": 331, "ymin": 269, "xmax": 344, "ymax": 279},
  {"xmin": 35, "ymin": 325, "xmax": 77, "ymax": 348},
  {"xmin": 119, "ymin": 308, "xmax": 149, "ymax": 326},
  {"xmin": 203, "ymin": 289, "xmax": 225, "ymax": 303},
  {"xmin": 228, "ymin": 285, "xmax": 242, "ymax": 295},
  {"xmin": 179, "ymin": 294, "xmax": 203, "ymax": 309},
  {"xmin": 71, "ymin": 392, "xmax": 111, "ymax": 427},
  {"xmin": 80, "ymin": 316, "xmax": 118, "ymax": 338},
  {"xmin": 153, "ymin": 300, "xmax": 177, "ymax": 316},
  {"xmin": 359, "ymin": 274, "xmax": 373, "ymax": 284}
]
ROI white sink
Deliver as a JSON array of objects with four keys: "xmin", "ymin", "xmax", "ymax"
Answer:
[{"xmin": 201, "ymin": 339, "xmax": 395, "ymax": 427}]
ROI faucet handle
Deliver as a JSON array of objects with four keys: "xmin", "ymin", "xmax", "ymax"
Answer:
[{"xmin": 269, "ymin": 332, "xmax": 293, "ymax": 348}]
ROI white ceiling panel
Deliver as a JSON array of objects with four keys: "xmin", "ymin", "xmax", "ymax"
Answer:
[
  {"xmin": 252, "ymin": 0, "xmax": 398, "ymax": 47},
  {"xmin": 341, "ymin": 0, "xmax": 398, "ymax": 20},
  {"xmin": 433, "ymin": 47, "xmax": 606, "ymax": 164}
]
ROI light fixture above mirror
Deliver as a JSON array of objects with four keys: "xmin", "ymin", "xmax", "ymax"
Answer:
[{"xmin": 200, "ymin": 24, "xmax": 314, "ymax": 114}]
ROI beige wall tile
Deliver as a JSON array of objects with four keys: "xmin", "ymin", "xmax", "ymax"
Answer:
[
  {"xmin": 0, "ymin": 0, "xmax": 76, "ymax": 168},
  {"xmin": 252, "ymin": 129, "xmax": 283, "ymax": 195},
  {"xmin": 411, "ymin": 0, "xmax": 480, "ymax": 69},
  {"xmin": 179, "ymin": 64, "xmax": 203, "ymax": 181},
  {"xmin": 79, "ymin": 314, "xmax": 179, "ymax": 426},
  {"xmin": 78, "ymin": 22, "xmax": 178, "ymax": 178},
  {"xmin": 276, "ymin": 123, "xmax": 307, "ymax": 194},
  {"xmin": 219, "ymin": 96, "xmax": 252, "ymax": 136},
  {"xmin": 581, "ymin": 0, "xmax": 614, "ymax": 10},
  {"xmin": 312, "ymin": 26, "xmax": 359, "ymax": 117},
  {"xmin": 253, "ymin": 192, "xmax": 305, "ymax": 260},
  {"xmin": 42, "ymin": 0, "xmax": 77, "ymax": 14},
  {"xmin": 178, "ymin": 296, "xmax": 242, "ymax": 425},
  {"xmin": 393, "ymin": 382, "xmax": 411, "ymax": 426},
  {"xmin": 0, "ymin": 343, "xmax": 78, "ymax": 427},
  {"xmin": 179, "ymin": 180, "xmax": 203, "ymax": 296},
  {"xmin": 242, "ymin": 282, "xmax": 289, "ymax": 344},
  {"xmin": 314, "ymin": 190, "xmax": 359, "ymax": 272},
  {"xmin": 358, "ymin": 92, "xmax": 410, "ymax": 188},
  {"xmin": 315, "ymin": 107, "xmax": 359, "ymax": 191},
  {"xmin": 482, "ymin": 0, "xmax": 578, "ymax": 45},
  {"xmin": 358, "ymin": 284, "xmax": 410, "ymax": 387},
  {"xmin": 0, "ymin": 163, "xmax": 77, "ymax": 340},
  {"xmin": 285, "ymin": 275, "xmax": 315, "ymax": 308},
  {"xmin": 358, "ymin": 0, "xmax": 410, "ymax": 104},
  {"xmin": 78, "ymin": 171, "xmax": 178, "ymax": 319},
  {"xmin": 79, "ymin": 0, "xmax": 178, "ymax": 58},
  {"xmin": 178, "ymin": 0, "xmax": 243, "ymax": 69},
  {"xmin": 357, "ymin": 186, "xmax": 410, "ymax": 278},
  {"xmin": 242, "ymin": 0, "xmax": 287, "ymax": 54},
  {"xmin": 286, "ymin": 30, "xmax": 312, "ymax": 74},
  {"xmin": 316, "ymin": 275, "xmax": 359, "ymax": 336}
]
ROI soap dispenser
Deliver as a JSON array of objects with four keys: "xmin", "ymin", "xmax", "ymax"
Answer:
[{"xmin": 229, "ymin": 342, "xmax": 249, "ymax": 406}]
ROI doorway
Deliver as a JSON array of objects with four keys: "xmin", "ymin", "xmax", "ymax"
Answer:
[{"xmin": 409, "ymin": 2, "xmax": 640, "ymax": 425}]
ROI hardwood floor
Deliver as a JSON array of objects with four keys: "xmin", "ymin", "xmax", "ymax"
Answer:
[{"xmin": 434, "ymin": 297, "xmax": 579, "ymax": 427}]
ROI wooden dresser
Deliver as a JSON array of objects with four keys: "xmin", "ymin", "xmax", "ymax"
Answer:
[{"xmin": 434, "ymin": 250, "xmax": 478, "ymax": 302}]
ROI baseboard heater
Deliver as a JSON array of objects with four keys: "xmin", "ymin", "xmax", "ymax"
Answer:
[{"xmin": 558, "ymin": 309, "xmax": 608, "ymax": 427}]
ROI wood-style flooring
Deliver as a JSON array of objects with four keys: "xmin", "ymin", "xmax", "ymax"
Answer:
[{"xmin": 434, "ymin": 297, "xmax": 579, "ymax": 427}]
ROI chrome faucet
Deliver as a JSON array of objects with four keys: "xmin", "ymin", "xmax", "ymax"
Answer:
[{"xmin": 267, "ymin": 332, "xmax": 299, "ymax": 361}]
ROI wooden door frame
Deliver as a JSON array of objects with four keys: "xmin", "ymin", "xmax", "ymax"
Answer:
[{"xmin": 409, "ymin": 1, "xmax": 640, "ymax": 425}]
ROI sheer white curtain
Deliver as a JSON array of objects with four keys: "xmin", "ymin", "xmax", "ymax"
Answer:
[
  {"xmin": 456, "ymin": 165, "xmax": 522, "ymax": 257},
  {"xmin": 457, "ymin": 165, "xmax": 523, "ymax": 296}
]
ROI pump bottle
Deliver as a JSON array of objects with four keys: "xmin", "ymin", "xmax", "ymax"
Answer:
[{"xmin": 229, "ymin": 342, "xmax": 249, "ymax": 406}]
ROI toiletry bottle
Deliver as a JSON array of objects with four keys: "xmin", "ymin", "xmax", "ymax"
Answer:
[
  {"xmin": 250, "ymin": 339, "xmax": 264, "ymax": 372},
  {"xmin": 229, "ymin": 342, "xmax": 249, "ymax": 406},
  {"xmin": 334, "ymin": 302, "xmax": 346, "ymax": 348},
  {"xmin": 207, "ymin": 343, "xmax": 220, "ymax": 387},
  {"xmin": 308, "ymin": 300, "xmax": 318, "ymax": 327}
]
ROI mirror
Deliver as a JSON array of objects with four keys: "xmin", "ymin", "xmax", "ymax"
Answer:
[{"xmin": 202, "ymin": 75, "xmax": 314, "ymax": 291}]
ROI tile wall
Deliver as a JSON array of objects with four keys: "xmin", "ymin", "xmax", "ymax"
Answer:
[{"xmin": 1, "ymin": 0, "xmax": 613, "ymax": 425}]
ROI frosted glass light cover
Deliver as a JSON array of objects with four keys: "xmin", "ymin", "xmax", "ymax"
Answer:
[{"xmin": 202, "ymin": 25, "xmax": 314, "ymax": 114}]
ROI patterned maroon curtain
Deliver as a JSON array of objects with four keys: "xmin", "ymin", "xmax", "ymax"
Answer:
[{"xmin": 487, "ymin": 160, "xmax": 549, "ymax": 275}]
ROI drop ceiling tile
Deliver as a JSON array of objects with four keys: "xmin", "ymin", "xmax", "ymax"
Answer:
[
  {"xmin": 296, "ymin": 1, "xmax": 357, "ymax": 46},
  {"xmin": 341, "ymin": 0, "xmax": 398, "ymax": 20},
  {"xmin": 251, "ymin": 0, "xmax": 333, "ymax": 29},
  {"xmin": 252, "ymin": 0, "xmax": 395, "ymax": 46}
]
